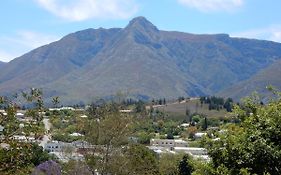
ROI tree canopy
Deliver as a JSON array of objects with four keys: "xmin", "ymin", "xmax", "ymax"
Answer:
[{"xmin": 206, "ymin": 91, "xmax": 281, "ymax": 174}]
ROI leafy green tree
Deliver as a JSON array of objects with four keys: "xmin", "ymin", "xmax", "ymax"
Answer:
[
  {"xmin": 178, "ymin": 154, "xmax": 193, "ymax": 175},
  {"xmin": 206, "ymin": 91, "xmax": 281, "ymax": 174},
  {"xmin": 85, "ymin": 103, "xmax": 132, "ymax": 174},
  {"xmin": 223, "ymin": 98, "xmax": 233, "ymax": 112},
  {"xmin": 0, "ymin": 89, "xmax": 52, "ymax": 174},
  {"xmin": 159, "ymin": 153, "xmax": 183, "ymax": 175},
  {"xmin": 166, "ymin": 132, "xmax": 174, "ymax": 139},
  {"xmin": 137, "ymin": 131, "xmax": 153, "ymax": 144},
  {"xmin": 125, "ymin": 144, "xmax": 159, "ymax": 175}
]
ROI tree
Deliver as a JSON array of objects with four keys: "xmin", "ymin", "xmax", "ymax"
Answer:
[
  {"xmin": 185, "ymin": 107, "xmax": 191, "ymax": 123},
  {"xmin": 159, "ymin": 153, "xmax": 183, "ymax": 175},
  {"xmin": 166, "ymin": 132, "xmax": 174, "ymax": 139},
  {"xmin": 135, "ymin": 100, "xmax": 146, "ymax": 113},
  {"xmin": 206, "ymin": 91, "xmax": 281, "ymax": 174},
  {"xmin": 125, "ymin": 144, "xmax": 159, "ymax": 175},
  {"xmin": 32, "ymin": 160, "xmax": 61, "ymax": 175},
  {"xmin": 62, "ymin": 160, "xmax": 92, "ymax": 175},
  {"xmin": 0, "ymin": 89, "xmax": 52, "ymax": 174},
  {"xmin": 178, "ymin": 154, "xmax": 193, "ymax": 175},
  {"xmin": 159, "ymin": 99, "xmax": 163, "ymax": 105},
  {"xmin": 85, "ymin": 103, "xmax": 133, "ymax": 174},
  {"xmin": 186, "ymin": 126, "xmax": 197, "ymax": 140},
  {"xmin": 52, "ymin": 96, "xmax": 60, "ymax": 108},
  {"xmin": 223, "ymin": 98, "xmax": 233, "ymax": 112},
  {"xmin": 202, "ymin": 117, "xmax": 208, "ymax": 131}
]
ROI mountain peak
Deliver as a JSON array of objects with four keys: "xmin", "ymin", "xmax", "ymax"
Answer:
[{"xmin": 125, "ymin": 16, "xmax": 158, "ymax": 32}]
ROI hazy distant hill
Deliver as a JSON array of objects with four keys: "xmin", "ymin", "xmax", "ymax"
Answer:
[
  {"xmin": 218, "ymin": 60, "xmax": 281, "ymax": 100},
  {"xmin": 0, "ymin": 17, "xmax": 281, "ymax": 104}
]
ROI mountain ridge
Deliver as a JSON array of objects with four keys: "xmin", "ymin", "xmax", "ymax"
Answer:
[
  {"xmin": 218, "ymin": 59, "xmax": 281, "ymax": 100},
  {"xmin": 0, "ymin": 17, "xmax": 281, "ymax": 104}
]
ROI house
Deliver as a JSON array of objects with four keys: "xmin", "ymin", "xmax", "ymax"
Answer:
[
  {"xmin": 49, "ymin": 107, "xmax": 75, "ymax": 111},
  {"xmin": 44, "ymin": 141, "xmax": 86, "ymax": 162},
  {"xmin": 150, "ymin": 139, "xmax": 188, "ymax": 148},
  {"xmin": 44, "ymin": 141, "xmax": 73, "ymax": 153},
  {"xmin": 69, "ymin": 132, "xmax": 84, "ymax": 137},
  {"xmin": 119, "ymin": 109, "xmax": 133, "ymax": 113},
  {"xmin": 80, "ymin": 115, "xmax": 88, "ymax": 118},
  {"xmin": 71, "ymin": 140, "xmax": 92, "ymax": 149},
  {"xmin": 16, "ymin": 112, "xmax": 25, "ymax": 118},
  {"xmin": 173, "ymin": 147, "xmax": 209, "ymax": 161},
  {"xmin": 173, "ymin": 147, "xmax": 207, "ymax": 155},
  {"xmin": 180, "ymin": 123, "xmax": 190, "ymax": 128},
  {"xmin": 147, "ymin": 145, "xmax": 173, "ymax": 155},
  {"xmin": 12, "ymin": 135, "xmax": 36, "ymax": 143},
  {"xmin": 194, "ymin": 132, "xmax": 207, "ymax": 139},
  {"xmin": 148, "ymin": 140, "xmax": 209, "ymax": 161}
]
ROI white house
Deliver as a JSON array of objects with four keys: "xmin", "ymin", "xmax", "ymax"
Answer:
[
  {"xmin": 16, "ymin": 112, "xmax": 25, "ymax": 118},
  {"xmin": 180, "ymin": 123, "xmax": 190, "ymax": 128},
  {"xmin": 150, "ymin": 139, "xmax": 188, "ymax": 148},
  {"xmin": 69, "ymin": 132, "xmax": 84, "ymax": 137},
  {"xmin": 44, "ymin": 141, "xmax": 73, "ymax": 152},
  {"xmin": 174, "ymin": 147, "xmax": 207, "ymax": 155},
  {"xmin": 194, "ymin": 132, "xmax": 207, "ymax": 139},
  {"xmin": 12, "ymin": 135, "xmax": 36, "ymax": 143},
  {"xmin": 80, "ymin": 115, "xmax": 88, "ymax": 118}
]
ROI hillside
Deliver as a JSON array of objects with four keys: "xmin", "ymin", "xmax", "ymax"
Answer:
[
  {"xmin": 0, "ymin": 61, "xmax": 5, "ymax": 68},
  {"xmin": 218, "ymin": 60, "xmax": 281, "ymax": 100},
  {"xmin": 0, "ymin": 17, "xmax": 281, "ymax": 104},
  {"xmin": 153, "ymin": 99, "xmax": 229, "ymax": 120}
]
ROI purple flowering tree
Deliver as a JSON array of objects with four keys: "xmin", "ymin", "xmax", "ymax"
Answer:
[{"xmin": 32, "ymin": 160, "xmax": 61, "ymax": 175}]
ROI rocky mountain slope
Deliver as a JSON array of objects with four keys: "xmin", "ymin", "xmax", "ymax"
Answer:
[
  {"xmin": 0, "ymin": 17, "xmax": 281, "ymax": 104},
  {"xmin": 218, "ymin": 59, "xmax": 281, "ymax": 100}
]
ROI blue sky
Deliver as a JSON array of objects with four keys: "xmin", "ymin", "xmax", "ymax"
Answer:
[{"xmin": 0, "ymin": 0, "xmax": 281, "ymax": 62}]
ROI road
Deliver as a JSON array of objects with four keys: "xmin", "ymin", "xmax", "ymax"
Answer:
[{"xmin": 39, "ymin": 117, "xmax": 52, "ymax": 147}]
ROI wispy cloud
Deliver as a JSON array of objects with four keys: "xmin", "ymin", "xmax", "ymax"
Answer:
[
  {"xmin": 178, "ymin": 0, "xmax": 244, "ymax": 12},
  {"xmin": 231, "ymin": 25, "xmax": 281, "ymax": 43},
  {"xmin": 0, "ymin": 31, "xmax": 59, "ymax": 62},
  {"xmin": 35, "ymin": 0, "xmax": 138, "ymax": 21}
]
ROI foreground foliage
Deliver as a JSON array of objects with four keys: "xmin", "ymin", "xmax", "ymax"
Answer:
[
  {"xmin": 0, "ymin": 89, "xmax": 51, "ymax": 174},
  {"xmin": 206, "ymin": 91, "xmax": 281, "ymax": 174}
]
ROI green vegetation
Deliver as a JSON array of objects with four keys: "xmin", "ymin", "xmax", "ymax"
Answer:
[
  {"xmin": 154, "ymin": 98, "xmax": 230, "ymax": 121},
  {"xmin": 204, "ymin": 91, "xmax": 281, "ymax": 174},
  {"xmin": 0, "ymin": 89, "xmax": 53, "ymax": 174},
  {"xmin": 1, "ymin": 88, "xmax": 281, "ymax": 174},
  {"xmin": 49, "ymin": 109, "xmax": 86, "ymax": 143},
  {"xmin": 200, "ymin": 96, "xmax": 234, "ymax": 112}
]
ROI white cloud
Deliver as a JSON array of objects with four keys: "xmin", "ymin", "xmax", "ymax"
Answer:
[
  {"xmin": 178, "ymin": 0, "xmax": 244, "ymax": 12},
  {"xmin": 0, "ymin": 31, "xmax": 59, "ymax": 62},
  {"xmin": 35, "ymin": 0, "xmax": 138, "ymax": 21},
  {"xmin": 231, "ymin": 26, "xmax": 281, "ymax": 43}
]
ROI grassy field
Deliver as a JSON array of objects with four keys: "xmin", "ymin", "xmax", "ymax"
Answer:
[{"xmin": 153, "ymin": 99, "xmax": 230, "ymax": 120}]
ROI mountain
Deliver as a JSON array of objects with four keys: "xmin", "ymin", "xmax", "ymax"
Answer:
[
  {"xmin": 218, "ymin": 60, "xmax": 281, "ymax": 100},
  {"xmin": 0, "ymin": 61, "xmax": 5, "ymax": 68},
  {"xmin": 0, "ymin": 16, "xmax": 281, "ymax": 104}
]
